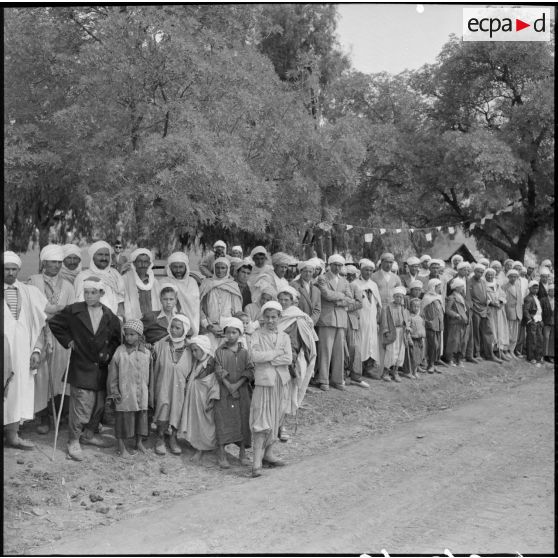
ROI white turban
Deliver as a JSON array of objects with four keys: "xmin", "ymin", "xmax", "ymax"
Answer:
[
  {"xmin": 88, "ymin": 240, "xmax": 112, "ymax": 260},
  {"xmin": 167, "ymin": 252, "xmax": 189, "ymax": 266},
  {"xmin": 261, "ymin": 301, "xmax": 283, "ymax": 315},
  {"xmin": 328, "ymin": 254, "xmax": 345, "ymax": 265},
  {"xmin": 539, "ymin": 267, "xmax": 551, "ymax": 276},
  {"xmin": 419, "ymin": 255, "xmax": 431, "ymax": 264},
  {"xmin": 529, "ymin": 280, "xmax": 539, "ymax": 288},
  {"xmin": 479, "ymin": 258, "xmax": 490, "ymax": 267},
  {"xmin": 222, "ymin": 317, "xmax": 244, "ymax": 334},
  {"xmin": 213, "ymin": 240, "xmax": 227, "ymax": 249},
  {"xmin": 345, "ymin": 265, "xmax": 358, "ymax": 275},
  {"xmin": 189, "ymin": 334, "xmax": 213, "ymax": 357},
  {"xmin": 40, "ymin": 244, "xmax": 64, "ymax": 262},
  {"xmin": 506, "ymin": 269, "xmax": 519, "ymax": 277},
  {"xmin": 380, "ymin": 252, "xmax": 395, "ymax": 262},
  {"xmin": 272, "ymin": 252, "xmax": 292, "ymax": 266},
  {"xmin": 250, "ymin": 246, "xmax": 267, "ymax": 258},
  {"xmin": 429, "ymin": 258, "xmax": 443, "ymax": 267},
  {"xmin": 513, "ymin": 261, "xmax": 523, "ymax": 268},
  {"xmin": 473, "ymin": 263, "xmax": 485, "ymax": 272},
  {"xmin": 169, "ymin": 314, "xmax": 191, "ymax": 342},
  {"xmin": 213, "ymin": 256, "xmax": 231, "ymax": 273},
  {"xmin": 83, "ymin": 278, "xmax": 105, "ymax": 292},
  {"xmin": 3, "ymin": 251, "xmax": 22, "ymax": 268},
  {"xmin": 130, "ymin": 248, "xmax": 153, "ymax": 264},
  {"xmin": 490, "ymin": 260, "xmax": 502, "ymax": 269},
  {"xmin": 541, "ymin": 259, "xmax": 552, "ymax": 267},
  {"xmin": 393, "ymin": 286, "xmax": 407, "ymax": 297},
  {"xmin": 277, "ymin": 285, "xmax": 300, "ymax": 301},
  {"xmin": 456, "ymin": 261, "xmax": 469, "ymax": 270},
  {"xmin": 298, "ymin": 260, "xmax": 315, "ymax": 271},
  {"xmin": 409, "ymin": 280, "xmax": 423, "ymax": 290},
  {"xmin": 406, "ymin": 256, "xmax": 420, "ymax": 266},
  {"xmin": 359, "ymin": 258, "xmax": 375, "ymax": 270},
  {"xmin": 451, "ymin": 254, "xmax": 464, "ymax": 266},
  {"xmin": 63, "ymin": 244, "xmax": 82, "ymax": 259},
  {"xmin": 451, "ymin": 278, "xmax": 466, "ymax": 291},
  {"xmin": 231, "ymin": 245, "xmax": 242, "ymax": 253}
]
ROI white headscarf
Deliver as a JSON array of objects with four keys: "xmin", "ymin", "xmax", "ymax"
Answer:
[
  {"xmin": 3, "ymin": 251, "xmax": 22, "ymax": 268},
  {"xmin": 168, "ymin": 313, "xmax": 191, "ymax": 344},
  {"xmin": 421, "ymin": 278, "xmax": 443, "ymax": 310},
  {"xmin": 61, "ymin": 244, "xmax": 83, "ymax": 284},
  {"xmin": 222, "ymin": 317, "xmax": 244, "ymax": 334},
  {"xmin": 129, "ymin": 248, "xmax": 156, "ymax": 291},
  {"xmin": 189, "ymin": 334, "xmax": 213, "ymax": 359}
]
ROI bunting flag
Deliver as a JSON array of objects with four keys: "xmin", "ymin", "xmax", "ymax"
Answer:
[{"xmin": 311, "ymin": 199, "xmax": 522, "ymax": 244}]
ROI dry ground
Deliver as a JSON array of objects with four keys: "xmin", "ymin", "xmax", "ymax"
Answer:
[{"xmin": 3, "ymin": 358, "xmax": 553, "ymax": 554}]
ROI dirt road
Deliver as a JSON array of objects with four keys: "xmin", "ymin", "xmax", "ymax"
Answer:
[{"xmin": 34, "ymin": 374, "xmax": 554, "ymax": 555}]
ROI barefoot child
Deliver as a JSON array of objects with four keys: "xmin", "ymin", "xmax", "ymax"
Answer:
[
  {"xmin": 214, "ymin": 318, "xmax": 254, "ymax": 468},
  {"xmin": 180, "ymin": 335, "xmax": 220, "ymax": 464},
  {"xmin": 152, "ymin": 314, "xmax": 193, "ymax": 455},
  {"xmin": 107, "ymin": 319, "xmax": 151, "ymax": 457},
  {"xmin": 404, "ymin": 298, "xmax": 426, "ymax": 379}
]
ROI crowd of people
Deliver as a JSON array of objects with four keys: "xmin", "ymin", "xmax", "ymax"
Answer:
[{"xmin": 3, "ymin": 240, "xmax": 555, "ymax": 478}]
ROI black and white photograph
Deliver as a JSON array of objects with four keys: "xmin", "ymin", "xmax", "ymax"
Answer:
[{"xmin": 3, "ymin": 3, "xmax": 555, "ymax": 555}]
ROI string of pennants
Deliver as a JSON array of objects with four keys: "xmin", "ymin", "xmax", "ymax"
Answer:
[{"xmin": 313, "ymin": 199, "xmax": 523, "ymax": 244}]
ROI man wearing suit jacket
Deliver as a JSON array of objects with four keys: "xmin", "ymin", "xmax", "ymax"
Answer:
[
  {"xmin": 49, "ymin": 276, "xmax": 122, "ymax": 462},
  {"xmin": 290, "ymin": 260, "xmax": 321, "ymax": 326},
  {"xmin": 315, "ymin": 254, "xmax": 352, "ymax": 391}
]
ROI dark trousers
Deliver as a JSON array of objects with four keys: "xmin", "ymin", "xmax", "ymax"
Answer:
[
  {"xmin": 68, "ymin": 386, "xmax": 106, "ymax": 442},
  {"xmin": 515, "ymin": 323, "xmax": 526, "ymax": 355},
  {"xmin": 425, "ymin": 329, "xmax": 441, "ymax": 366},
  {"xmin": 525, "ymin": 322, "xmax": 544, "ymax": 362},
  {"xmin": 472, "ymin": 313, "xmax": 494, "ymax": 359},
  {"xmin": 344, "ymin": 327, "xmax": 362, "ymax": 382}
]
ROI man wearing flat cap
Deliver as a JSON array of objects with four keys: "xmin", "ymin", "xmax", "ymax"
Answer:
[
  {"xmin": 4, "ymin": 251, "xmax": 48, "ymax": 450},
  {"xmin": 315, "ymin": 254, "xmax": 353, "ymax": 391},
  {"xmin": 28, "ymin": 244, "xmax": 75, "ymax": 434}
]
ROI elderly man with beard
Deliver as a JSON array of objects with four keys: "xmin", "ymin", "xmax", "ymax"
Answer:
[
  {"xmin": 74, "ymin": 241, "xmax": 125, "ymax": 320},
  {"xmin": 355, "ymin": 259, "xmax": 382, "ymax": 377},
  {"xmin": 60, "ymin": 244, "xmax": 83, "ymax": 285},
  {"xmin": 123, "ymin": 248, "xmax": 161, "ymax": 320},
  {"xmin": 4, "ymin": 251, "xmax": 47, "ymax": 450},
  {"xmin": 28, "ymin": 245, "xmax": 75, "ymax": 434},
  {"xmin": 161, "ymin": 252, "xmax": 200, "ymax": 334},
  {"xmin": 49, "ymin": 277, "xmax": 122, "ymax": 461}
]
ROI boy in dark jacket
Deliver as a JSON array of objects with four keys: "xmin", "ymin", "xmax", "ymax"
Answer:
[{"xmin": 49, "ymin": 277, "xmax": 122, "ymax": 461}]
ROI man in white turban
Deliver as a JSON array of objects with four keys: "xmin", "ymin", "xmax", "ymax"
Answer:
[
  {"xmin": 400, "ymin": 256, "xmax": 421, "ymax": 293},
  {"xmin": 247, "ymin": 246, "xmax": 273, "ymax": 302},
  {"xmin": 290, "ymin": 260, "xmax": 321, "ymax": 325},
  {"xmin": 252, "ymin": 252, "xmax": 291, "ymax": 299},
  {"xmin": 28, "ymin": 244, "xmax": 75, "ymax": 434},
  {"xmin": 315, "ymin": 254, "xmax": 352, "ymax": 391},
  {"xmin": 161, "ymin": 252, "xmax": 200, "ymax": 335},
  {"xmin": 231, "ymin": 245, "xmax": 243, "ymax": 259},
  {"xmin": 355, "ymin": 259, "xmax": 382, "ymax": 376},
  {"xmin": 60, "ymin": 244, "xmax": 82, "ymax": 285},
  {"xmin": 74, "ymin": 241, "xmax": 125, "ymax": 318},
  {"xmin": 4, "ymin": 251, "xmax": 48, "ymax": 449},
  {"xmin": 199, "ymin": 240, "xmax": 229, "ymax": 278},
  {"xmin": 122, "ymin": 248, "xmax": 161, "ymax": 320},
  {"xmin": 418, "ymin": 254, "xmax": 431, "ymax": 278}
]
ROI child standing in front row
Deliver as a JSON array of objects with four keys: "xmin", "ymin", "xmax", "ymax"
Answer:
[
  {"xmin": 403, "ymin": 298, "xmax": 426, "ymax": 379},
  {"xmin": 107, "ymin": 319, "xmax": 151, "ymax": 458},
  {"xmin": 214, "ymin": 318, "xmax": 254, "ymax": 468},
  {"xmin": 380, "ymin": 286, "xmax": 410, "ymax": 383}
]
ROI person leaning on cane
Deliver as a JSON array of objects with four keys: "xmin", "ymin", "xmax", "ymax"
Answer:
[{"xmin": 48, "ymin": 276, "xmax": 122, "ymax": 462}]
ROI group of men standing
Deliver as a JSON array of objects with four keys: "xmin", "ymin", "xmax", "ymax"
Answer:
[{"xmin": 3, "ymin": 239, "xmax": 554, "ymax": 451}]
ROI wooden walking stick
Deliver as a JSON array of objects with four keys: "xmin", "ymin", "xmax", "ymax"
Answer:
[{"xmin": 52, "ymin": 349, "xmax": 71, "ymax": 461}]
